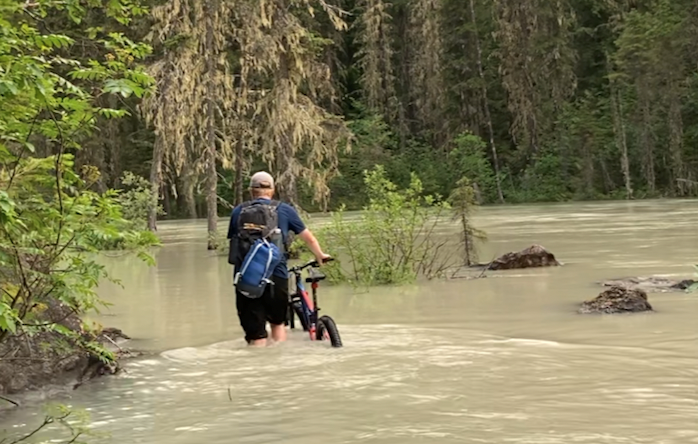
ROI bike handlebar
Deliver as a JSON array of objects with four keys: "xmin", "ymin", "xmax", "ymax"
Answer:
[{"xmin": 289, "ymin": 257, "xmax": 334, "ymax": 273}]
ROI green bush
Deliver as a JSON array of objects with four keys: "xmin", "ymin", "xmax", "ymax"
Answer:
[
  {"xmin": 316, "ymin": 165, "xmax": 454, "ymax": 286},
  {"xmin": 118, "ymin": 171, "xmax": 165, "ymax": 229},
  {"xmin": 85, "ymin": 171, "xmax": 163, "ymax": 250},
  {"xmin": 0, "ymin": 0, "xmax": 155, "ymax": 353}
]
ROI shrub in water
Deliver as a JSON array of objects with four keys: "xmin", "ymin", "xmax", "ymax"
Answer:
[{"xmin": 318, "ymin": 165, "xmax": 453, "ymax": 286}]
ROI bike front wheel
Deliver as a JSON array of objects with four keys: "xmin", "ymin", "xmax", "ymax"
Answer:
[{"xmin": 316, "ymin": 315, "xmax": 342, "ymax": 348}]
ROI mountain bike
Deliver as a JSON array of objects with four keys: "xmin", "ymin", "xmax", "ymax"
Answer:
[{"xmin": 286, "ymin": 257, "xmax": 342, "ymax": 348}]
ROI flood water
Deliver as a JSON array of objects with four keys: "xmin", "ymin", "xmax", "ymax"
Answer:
[{"xmin": 2, "ymin": 199, "xmax": 697, "ymax": 443}]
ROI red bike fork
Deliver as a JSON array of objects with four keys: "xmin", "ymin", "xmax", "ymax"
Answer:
[{"xmin": 308, "ymin": 282, "xmax": 319, "ymax": 341}]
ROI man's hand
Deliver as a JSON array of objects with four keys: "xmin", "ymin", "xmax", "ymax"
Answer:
[{"xmin": 316, "ymin": 252, "xmax": 332, "ymax": 265}]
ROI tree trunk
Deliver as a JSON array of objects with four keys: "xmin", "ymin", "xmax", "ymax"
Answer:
[
  {"xmin": 668, "ymin": 86, "xmax": 685, "ymax": 196},
  {"xmin": 461, "ymin": 214, "xmax": 472, "ymax": 267},
  {"xmin": 148, "ymin": 140, "xmax": 164, "ymax": 231},
  {"xmin": 205, "ymin": 150, "xmax": 218, "ymax": 250},
  {"xmin": 599, "ymin": 157, "xmax": 615, "ymax": 194},
  {"xmin": 273, "ymin": 49, "xmax": 299, "ymax": 206},
  {"xmin": 234, "ymin": 140, "xmax": 245, "ymax": 205},
  {"xmin": 276, "ymin": 150, "xmax": 298, "ymax": 205},
  {"xmin": 162, "ymin": 182, "xmax": 172, "ymax": 218},
  {"xmin": 103, "ymin": 94, "xmax": 121, "ymax": 188},
  {"xmin": 581, "ymin": 131, "xmax": 594, "ymax": 197},
  {"xmin": 638, "ymin": 81, "xmax": 655, "ymax": 194},
  {"xmin": 395, "ymin": 4, "xmax": 410, "ymax": 148},
  {"xmin": 469, "ymin": 0, "xmax": 504, "ymax": 203},
  {"xmin": 203, "ymin": 0, "xmax": 219, "ymax": 250},
  {"xmin": 611, "ymin": 85, "xmax": 633, "ymax": 199},
  {"xmin": 177, "ymin": 172, "xmax": 197, "ymax": 218}
]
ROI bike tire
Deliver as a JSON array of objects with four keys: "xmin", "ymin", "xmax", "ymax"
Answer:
[{"xmin": 316, "ymin": 315, "xmax": 342, "ymax": 348}]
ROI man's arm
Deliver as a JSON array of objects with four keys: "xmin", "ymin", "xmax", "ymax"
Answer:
[{"xmin": 226, "ymin": 207, "xmax": 239, "ymax": 239}]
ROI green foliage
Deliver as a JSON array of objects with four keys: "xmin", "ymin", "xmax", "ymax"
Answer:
[
  {"xmin": 38, "ymin": 0, "xmax": 698, "ymax": 225},
  {"xmin": 5, "ymin": 404, "xmax": 104, "ymax": 443},
  {"xmin": 0, "ymin": 1, "xmax": 154, "ymax": 149},
  {"xmin": 448, "ymin": 132, "xmax": 498, "ymax": 203},
  {"xmin": 287, "ymin": 234, "xmax": 305, "ymax": 260},
  {"xmin": 0, "ymin": 0, "xmax": 156, "ymax": 360},
  {"xmin": 448, "ymin": 177, "xmax": 487, "ymax": 266},
  {"xmin": 85, "ymin": 227, "xmax": 161, "ymax": 252},
  {"xmin": 507, "ymin": 151, "xmax": 573, "ymax": 203},
  {"xmin": 318, "ymin": 165, "xmax": 453, "ymax": 286},
  {"xmin": 328, "ymin": 108, "xmax": 397, "ymax": 210},
  {"xmin": 86, "ymin": 170, "xmax": 163, "ymax": 252},
  {"xmin": 689, "ymin": 265, "xmax": 698, "ymax": 293},
  {"xmin": 96, "ymin": 170, "xmax": 165, "ymax": 246},
  {"xmin": 0, "ymin": 154, "xmax": 156, "ymax": 341},
  {"xmin": 388, "ymin": 139, "xmax": 449, "ymax": 198}
]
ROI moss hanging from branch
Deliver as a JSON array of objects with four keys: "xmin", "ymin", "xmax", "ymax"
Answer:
[
  {"xmin": 141, "ymin": 0, "xmax": 237, "ymax": 244},
  {"xmin": 354, "ymin": 0, "xmax": 399, "ymax": 121},
  {"xmin": 491, "ymin": 0, "xmax": 577, "ymax": 156},
  {"xmin": 236, "ymin": 0, "xmax": 352, "ymax": 208},
  {"xmin": 408, "ymin": 0, "xmax": 447, "ymax": 146}
]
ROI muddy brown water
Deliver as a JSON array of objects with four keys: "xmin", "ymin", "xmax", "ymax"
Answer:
[{"xmin": 2, "ymin": 199, "xmax": 697, "ymax": 443}]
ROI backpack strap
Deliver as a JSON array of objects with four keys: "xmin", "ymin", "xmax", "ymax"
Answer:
[
  {"xmin": 238, "ymin": 199, "xmax": 279, "ymax": 210},
  {"xmin": 235, "ymin": 201, "xmax": 253, "ymax": 227},
  {"xmin": 268, "ymin": 200, "xmax": 290, "ymax": 255}
]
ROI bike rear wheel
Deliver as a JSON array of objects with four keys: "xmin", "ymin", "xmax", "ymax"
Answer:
[{"xmin": 316, "ymin": 315, "xmax": 342, "ymax": 348}]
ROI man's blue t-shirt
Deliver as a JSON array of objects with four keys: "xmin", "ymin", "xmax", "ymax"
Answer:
[{"xmin": 227, "ymin": 198, "xmax": 306, "ymax": 278}]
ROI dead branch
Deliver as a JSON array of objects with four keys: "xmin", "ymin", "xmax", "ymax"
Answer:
[{"xmin": 0, "ymin": 395, "xmax": 19, "ymax": 407}]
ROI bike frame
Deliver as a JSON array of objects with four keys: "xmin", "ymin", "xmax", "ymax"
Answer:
[{"xmin": 288, "ymin": 259, "xmax": 327, "ymax": 341}]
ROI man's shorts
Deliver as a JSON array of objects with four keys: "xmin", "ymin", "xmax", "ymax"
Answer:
[{"xmin": 236, "ymin": 274, "xmax": 289, "ymax": 343}]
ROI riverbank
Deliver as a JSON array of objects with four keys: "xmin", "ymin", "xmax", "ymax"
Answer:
[{"xmin": 0, "ymin": 299, "xmax": 140, "ymax": 408}]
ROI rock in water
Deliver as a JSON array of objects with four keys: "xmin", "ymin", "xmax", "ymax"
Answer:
[
  {"xmin": 579, "ymin": 286, "xmax": 653, "ymax": 314},
  {"xmin": 671, "ymin": 279, "xmax": 697, "ymax": 290},
  {"xmin": 101, "ymin": 327, "xmax": 131, "ymax": 341},
  {"xmin": 488, "ymin": 244, "xmax": 561, "ymax": 270},
  {"xmin": 600, "ymin": 276, "xmax": 696, "ymax": 293}
]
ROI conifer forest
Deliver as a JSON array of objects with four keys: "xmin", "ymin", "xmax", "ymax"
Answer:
[{"xmin": 4, "ymin": 0, "xmax": 698, "ymax": 246}]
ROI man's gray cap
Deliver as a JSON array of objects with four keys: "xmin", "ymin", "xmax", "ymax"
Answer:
[{"xmin": 249, "ymin": 171, "xmax": 274, "ymax": 189}]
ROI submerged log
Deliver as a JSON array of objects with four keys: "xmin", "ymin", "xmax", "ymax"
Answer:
[
  {"xmin": 486, "ymin": 244, "xmax": 561, "ymax": 270},
  {"xmin": 600, "ymin": 276, "xmax": 696, "ymax": 293},
  {"xmin": 579, "ymin": 286, "xmax": 653, "ymax": 314}
]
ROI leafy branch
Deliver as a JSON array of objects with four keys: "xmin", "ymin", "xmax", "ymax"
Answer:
[{"xmin": 2, "ymin": 405, "xmax": 97, "ymax": 444}]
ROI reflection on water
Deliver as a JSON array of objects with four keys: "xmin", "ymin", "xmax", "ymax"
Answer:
[{"xmin": 2, "ymin": 199, "xmax": 698, "ymax": 443}]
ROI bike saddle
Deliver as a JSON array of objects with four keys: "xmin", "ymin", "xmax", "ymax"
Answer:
[{"xmin": 305, "ymin": 268, "xmax": 326, "ymax": 283}]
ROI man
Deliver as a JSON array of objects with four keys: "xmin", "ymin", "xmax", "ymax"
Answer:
[{"xmin": 227, "ymin": 171, "xmax": 330, "ymax": 347}]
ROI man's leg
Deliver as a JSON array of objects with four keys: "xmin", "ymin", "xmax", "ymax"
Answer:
[
  {"xmin": 236, "ymin": 290, "xmax": 269, "ymax": 347},
  {"xmin": 265, "ymin": 274, "xmax": 290, "ymax": 343}
]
